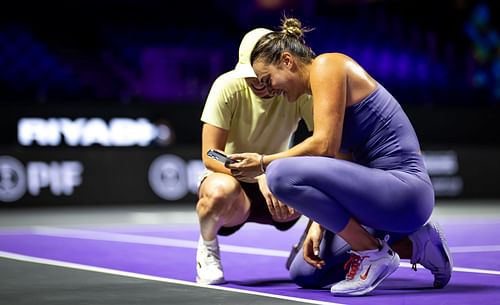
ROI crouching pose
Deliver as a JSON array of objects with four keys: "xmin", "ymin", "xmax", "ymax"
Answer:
[
  {"xmin": 196, "ymin": 27, "xmax": 313, "ymax": 285},
  {"xmin": 229, "ymin": 17, "xmax": 453, "ymax": 296}
]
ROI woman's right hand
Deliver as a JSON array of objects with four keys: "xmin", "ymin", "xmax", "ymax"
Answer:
[{"xmin": 303, "ymin": 221, "xmax": 325, "ymax": 269}]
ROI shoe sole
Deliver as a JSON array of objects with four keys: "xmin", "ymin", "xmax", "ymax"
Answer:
[
  {"xmin": 331, "ymin": 254, "xmax": 400, "ymax": 296},
  {"xmin": 196, "ymin": 276, "xmax": 226, "ymax": 285},
  {"xmin": 427, "ymin": 222, "xmax": 453, "ymax": 288}
]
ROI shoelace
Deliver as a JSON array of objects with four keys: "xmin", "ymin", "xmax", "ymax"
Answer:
[
  {"xmin": 410, "ymin": 235, "xmax": 424, "ymax": 272},
  {"xmin": 203, "ymin": 246, "xmax": 221, "ymax": 266},
  {"xmin": 343, "ymin": 236, "xmax": 391, "ymax": 279},
  {"xmin": 344, "ymin": 252, "xmax": 368, "ymax": 280}
]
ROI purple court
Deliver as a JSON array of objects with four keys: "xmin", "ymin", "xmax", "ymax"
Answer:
[{"xmin": 1, "ymin": 204, "xmax": 500, "ymax": 305}]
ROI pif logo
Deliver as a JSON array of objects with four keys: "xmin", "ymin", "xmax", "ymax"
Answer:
[{"xmin": 0, "ymin": 156, "xmax": 84, "ymax": 203}]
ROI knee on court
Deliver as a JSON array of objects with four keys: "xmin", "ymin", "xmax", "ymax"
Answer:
[
  {"xmin": 289, "ymin": 264, "xmax": 325, "ymax": 289},
  {"xmin": 289, "ymin": 258, "xmax": 345, "ymax": 289}
]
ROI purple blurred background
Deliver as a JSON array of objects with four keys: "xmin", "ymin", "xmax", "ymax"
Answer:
[
  {"xmin": 0, "ymin": 0, "xmax": 498, "ymax": 105},
  {"xmin": 0, "ymin": 0, "xmax": 499, "ymax": 206}
]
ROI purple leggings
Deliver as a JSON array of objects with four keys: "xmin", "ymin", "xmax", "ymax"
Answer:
[
  {"xmin": 266, "ymin": 156, "xmax": 435, "ymax": 287},
  {"xmin": 266, "ymin": 156, "xmax": 434, "ymax": 234}
]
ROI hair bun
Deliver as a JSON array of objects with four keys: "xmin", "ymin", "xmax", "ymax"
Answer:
[{"xmin": 281, "ymin": 18, "xmax": 304, "ymax": 40}]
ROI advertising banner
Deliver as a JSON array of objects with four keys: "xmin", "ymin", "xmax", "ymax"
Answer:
[
  {"xmin": 1, "ymin": 104, "xmax": 499, "ymax": 206},
  {"xmin": 0, "ymin": 147, "xmax": 204, "ymax": 206}
]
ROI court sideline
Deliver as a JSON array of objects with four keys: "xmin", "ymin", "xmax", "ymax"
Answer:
[{"xmin": 0, "ymin": 200, "xmax": 499, "ymax": 305}]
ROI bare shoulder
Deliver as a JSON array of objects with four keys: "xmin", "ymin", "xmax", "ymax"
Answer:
[
  {"xmin": 311, "ymin": 53, "xmax": 350, "ymax": 76},
  {"xmin": 313, "ymin": 53, "xmax": 350, "ymax": 65},
  {"xmin": 310, "ymin": 53, "xmax": 376, "ymax": 105},
  {"xmin": 315, "ymin": 53, "xmax": 375, "ymax": 82}
]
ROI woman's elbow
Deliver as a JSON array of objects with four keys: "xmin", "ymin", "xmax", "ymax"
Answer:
[{"xmin": 308, "ymin": 138, "xmax": 337, "ymax": 157}]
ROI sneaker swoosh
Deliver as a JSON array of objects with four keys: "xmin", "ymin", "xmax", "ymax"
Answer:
[{"xmin": 360, "ymin": 265, "xmax": 372, "ymax": 280}]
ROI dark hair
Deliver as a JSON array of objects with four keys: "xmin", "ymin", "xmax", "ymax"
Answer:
[{"xmin": 250, "ymin": 17, "xmax": 316, "ymax": 66}]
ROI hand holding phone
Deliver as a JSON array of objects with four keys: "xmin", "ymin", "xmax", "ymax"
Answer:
[{"xmin": 207, "ymin": 149, "xmax": 236, "ymax": 165}]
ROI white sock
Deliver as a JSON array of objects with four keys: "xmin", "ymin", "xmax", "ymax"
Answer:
[{"xmin": 200, "ymin": 235, "xmax": 218, "ymax": 248}]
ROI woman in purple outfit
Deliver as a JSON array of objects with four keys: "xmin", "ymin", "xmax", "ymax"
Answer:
[{"xmin": 228, "ymin": 17, "xmax": 453, "ymax": 296}]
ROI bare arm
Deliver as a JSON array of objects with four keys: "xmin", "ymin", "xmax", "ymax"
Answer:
[
  {"xmin": 228, "ymin": 54, "xmax": 347, "ymax": 173},
  {"xmin": 260, "ymin": 54, "xmax": 348, "ymax": 166},
  {"xmin": 201, "ymin": 123, "xmax": 231, "ymax": 174}
]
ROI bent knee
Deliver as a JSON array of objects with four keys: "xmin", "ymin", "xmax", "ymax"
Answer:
[
  {"xmin": 290, "ymin": 272, "xmax": 323, "ymax": 289},
  {"xmin": 266, "ymin": 160, "xmax": 291, "ymax": 193},
  {"xmin": 266, "ymin": 159, "xmax": 301, "ymax": 201},
  {"xmin": 197, "ymin": 175, "xmax": 241, "ymax": 213},
  {"xmin": 290, "ymin": 263, "xmax": 346, "ymax": 289}
]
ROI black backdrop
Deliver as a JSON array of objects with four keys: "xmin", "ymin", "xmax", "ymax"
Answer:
[{"xmin": 1, "ymin": 103, "xmax": 499, "ymax": 206}]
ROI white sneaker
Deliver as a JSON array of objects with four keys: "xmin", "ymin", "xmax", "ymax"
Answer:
[
  {"xmin": 409, "ymin": 221, "xmax": 453, "ymax": 288},
  {"xmin": 196, "ymin": 236, "xmax": 225, "ymax": 285},
  {"xmin": 330, "ymin": 235, "xmax": 400, "ymax": 296}
]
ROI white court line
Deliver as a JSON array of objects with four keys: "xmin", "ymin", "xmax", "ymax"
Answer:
[
  {"xmin": 0, "ymin": 250, "xmax": 343, "ymax": 305},
  {"xmin": 23, "ymin": 226, "xmax": 500, "ymax": 276},
  {"xmin": 450, "ymin": 245, "xmax": 500, "ymax": 253},
  {"xmin": 31, "ymin": 226, "xmax": 290, "ymax": 257},
  {"xmin": 435, "ymin": 219, "xmax": 500, "ymax": 225}
]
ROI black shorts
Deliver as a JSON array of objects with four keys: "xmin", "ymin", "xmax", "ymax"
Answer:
[{"xmin": 217, "ymin": 181, "xmax": 301, "ymax": 236}]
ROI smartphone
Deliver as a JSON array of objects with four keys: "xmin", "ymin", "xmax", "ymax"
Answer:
[{"xmin": 207, "ymin": 149, "xmax": 236, "ymax": 164}]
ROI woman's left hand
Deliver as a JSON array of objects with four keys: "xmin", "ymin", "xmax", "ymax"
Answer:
[
  {"xmin": 227, "ymin": 152, "xmax": 263, "ymax": 180},
  {"xmin": 303, "ymin": 222, "xmax": 326, "ymax": 269}
]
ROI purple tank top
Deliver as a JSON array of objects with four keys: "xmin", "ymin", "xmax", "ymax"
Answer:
[{"xmin": 340, "ymin": 83, "xmax": 429, "ymax": 180}]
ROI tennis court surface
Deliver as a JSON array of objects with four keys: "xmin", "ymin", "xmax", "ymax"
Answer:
[{"xmin": 1, "ymin": 201, "xmax": 499, "ymax": 305}]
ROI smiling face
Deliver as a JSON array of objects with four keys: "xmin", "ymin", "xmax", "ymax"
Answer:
[
  {"xmin": 252, "ymin": 55, "xmax": 304, "ymax": 102},
  {"xmin": 245, "ymin": 77, "xmax": 273, "ymax": 99}
]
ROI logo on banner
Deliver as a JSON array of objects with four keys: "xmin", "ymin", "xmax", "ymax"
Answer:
[
  {"xmin": 18, "ymin": 117, "xmax": 174, "ymax": 147},
  {"xmin": 148, "ymin": 154, "xmax": 204, "ymax": 201},
  {"xmin": 0, "ymin": 156, "xmax": 27, "ymax": 202},
  {"xmin": 0, "ymin": 155, "xmax": 83, "ymax": 203}
]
